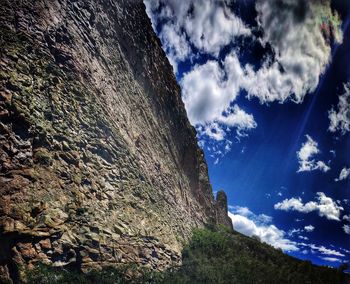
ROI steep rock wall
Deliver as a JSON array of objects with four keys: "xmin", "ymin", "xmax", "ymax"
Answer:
[{"xmin": 0, "ymin": 0, "xmax": 232, "ymax": 282}]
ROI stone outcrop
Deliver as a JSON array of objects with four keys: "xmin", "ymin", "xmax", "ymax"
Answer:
[
  {"xmin": 0, "ymin": 0, "xmax": 232, "ymax": 282},
  {"xmin": 215, "ymin": 191, "xmax": 234, "ymax": 230}
]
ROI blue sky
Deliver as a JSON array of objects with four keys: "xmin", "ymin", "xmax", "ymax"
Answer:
[{"xmin": 144, "ymin": 0, "xmax": 350, "ymax": 268}]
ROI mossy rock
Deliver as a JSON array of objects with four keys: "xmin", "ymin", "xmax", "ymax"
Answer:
[{"xmin": 34, "ymin": 148, "xmax": 52, "ymax": 166}]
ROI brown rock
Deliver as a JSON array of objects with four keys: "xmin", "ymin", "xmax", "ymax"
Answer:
[
  {"xmin": 17, "ymin": 243, "xmax": 37, "ymax": 260},
  {"xmin": 39, "ymin": 239, "xmax": 52, "ymax": 250}
]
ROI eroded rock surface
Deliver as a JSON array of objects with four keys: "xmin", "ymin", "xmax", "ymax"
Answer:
[{"xmin": 0, "ymin": 0, "xmax": 232, "ymax": 282}]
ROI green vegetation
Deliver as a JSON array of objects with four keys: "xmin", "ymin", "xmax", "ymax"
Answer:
[
  {"xmin": 26, "ymin": 264, "xmax": 162, "ymax": 284},
  {"xmin": 161, "ymin": 225, "xmax": 348, "ymax": 283},
  {"xmin": 26, "ymin": 226, "xmax": 348, "ymax": 284}
]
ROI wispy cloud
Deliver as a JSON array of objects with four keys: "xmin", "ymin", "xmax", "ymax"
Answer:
[
  {"xmin": 328, "ymin": 82, "xmax": 350, "ymax": 135},
  {"xmin": 299, "ymin": 243, "xmax": 345, "ymax": 257},
  {"xmin": 321, "ymin": 257, "xmax": 342, "ymax": 262},
  {"xmin": 335, "ymin": 167, "xmax": 350, "ymax": 182},
  {"xmin": 343, "ymin": 225, "xmax": 350, "ymax": 235},
  {"xmin": 296, "ymin": 135, "xmax": 330, "ymax": 173}
]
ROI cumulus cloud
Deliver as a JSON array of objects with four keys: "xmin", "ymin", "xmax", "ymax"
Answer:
[
  {"xmin": 244, "ymin": 0, "xmax": 343, "ymax": 103},
  {"xmin": 228, "ymin": 207, "xmax": 298, "ymax": 251},
  {"xmin": 146, "ymin": 0, "xmax": 344, "ymax": 114},
  {"xmin": 296, "ymin": 135, "xmax": 330, "ymax": 173},
  {"xmin": 343, "ymin": 215, "xmax": 350, "ymax": 222},
  {"xmin": 145, "ymin": 0, "xmax": 250, "ymax": 61},
  {"xmin": 145, "ymin": 0, "xmax": 344, "ymax": 153},
  {"xmin": 181, "ymin": 53, "xmax": 257, "ymax": 144},
  {"xmin": 182, "ymin": 54, "xmax": 245, "ymax": 124},
  {"xmin": 335, "ymin": 167, "xmax": 350, "ymax": 182},
  {"xmin": 274, "ymin": 192, "xmax": 344, "ymax": 221},
  {"xmin": 343, "ymin": 225, "xmax": 350, "ymax": 235},
  {"xmin": 145, "ymin": 0, "xmax": 345, "ymax": 168},
  {"xmin": 304, "ymin": 225, "xmax": 315, "ymax": 232},
  {"xmin": 328, "ymin": 83, "xmax": 350, "ymax": 135}
]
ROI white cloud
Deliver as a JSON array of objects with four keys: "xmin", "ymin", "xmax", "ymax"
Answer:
[
  {"xmin": 229, "ymin": 206, "xmax": 273, "ymax": 224},
  {"xmin": 197, "ymin": 123, "xmax": 226, "ymax": 141},
  {"xmin": 340, "ymin": 247, "xmax": 350, "ymax": 254},
  {"xmin": 274, "ymin": 192, "xmax": 343, "ymax": 221},
  {"xmin": 335, "ymin": 167, "xmax": 350, "ymax": 182},
  {"xmin": 144, "ymin": 0, "xmax": 251, "ymax": 73},
  {"xmin": 244, "ymin": 0, "xmax": 343, "ymax": 103},
  {"xmin": 343, "ymin": 225, "xmax": 350, "ymax": 235},
  {"xmin": 181, "ymin": 53, "xmax": 257, "ymax": 143},
  {"xmin": 343, "ymin": 215, "xmax": 350, "ymax": 222},
  {"xmin": 304, "ymin": 225, "xmax": 315, "ymax": 232},
  {"xmin": 313, "ymin": 245, "xmax": 345, "ymax": 257},
  {"xmin": 228, "ymin": 207, "xmax": 298, "ymax": 251},
  {"xmin": 299, "ymin": 243, "xmax": 345, "ymax": 257},
  {"xmin": 146, "ymin": 0, "xmax": 344, "ymax": 153},
  {"xmin": 296, "ymin": 135, "xmax": 330, "ymax": 173},
  {"xmin": 144, "ymin": 0, "xmax": 160, "ymax": 30},
  {"xmin": 322, "ymin": 257, "xmax": 342, "ymax": 262},
  {"xmin": 258, "ymin": 214, "xmax": 273, "ymax": 224},
  {"xmin": 328, "ymin": 82, "xmax": 350, "ymax": 135},
  {"xmin": 181, "ymin": 54, "xmax": 246, "ymax": 124},
  {"xmin": 229, "ymin": 205, "xmax": 252, "ymax": 216},
  {"xmin": 146, "ymin": 0, "xmax": 344, "ymax": 118},
  {"xmin": 288, "ymin": 228, "xmax": 302, "ymax": 237},
  {"xmin": 159, "ymin": 23, "xmax": 192, "ymax": 73},
  {"xmin": 205, "ymin": 138, "xmax": 234, "ymax": 162},
  {"xmin": 298, "ymin": 236, "xmax": 309, "ymax": 240},
  {"xmin": 218, "ymin": 105, "xmax": 257, "ymax": 135},
  {"xmin": 145, "ymin": 0, "xmax": 250, "ymax": 59},
  {"xmin": 182, "ymin": 1, "xmax": 251, "ymax": 56}
]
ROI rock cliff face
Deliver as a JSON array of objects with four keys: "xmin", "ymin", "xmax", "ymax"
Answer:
[{"xmin": 0, "ymin": 0, "xmax": 232, "ymax": 282}]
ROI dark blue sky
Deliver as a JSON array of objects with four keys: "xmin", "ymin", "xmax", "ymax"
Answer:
[
  {"xmin": 145, "ymin": 0, "xmax": 350, "ymax": 268},
  {"xmin": 207, "ymin": 21, "xmax": 350, "ymax": 265}
]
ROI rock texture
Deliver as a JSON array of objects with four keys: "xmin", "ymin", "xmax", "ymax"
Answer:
[
  {"xmin": 0, "ymin": 0, "xmax": 232, "ymax": 282},
  {"xmin": 215, "ymin": 191, "xmax": 234, "ymax": 231}
]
